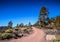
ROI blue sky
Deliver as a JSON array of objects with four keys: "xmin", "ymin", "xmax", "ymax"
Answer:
[{"xmin": 0, "ymin": 0, "xmax": 60, "ymax": 26}]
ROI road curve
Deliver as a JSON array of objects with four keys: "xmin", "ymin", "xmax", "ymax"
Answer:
[{"xmin": 0, "ymin": 27, "xmax": 50, "ymax": 42}]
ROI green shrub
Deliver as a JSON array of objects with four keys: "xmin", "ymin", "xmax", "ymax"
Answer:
[
  {"xmin": 0, "ymin": 33, "xmax": 2, "ymax": 40},
  {"xmin": 52, "ymin": 35, "xmax": 60, "ymax": 42},
  {"xmin": 1, "ymin": 33, "xmax": 11, "ymax": 39},
  {"xmin": 23, "ymin": 29, "xmax": 29, "ymax": 34},
  {"xmin": 5, "ymin": 29, "xmax": 12, "ymax": 33},
  {"xmin": 56, "ymin": 27, "xmax": 60, "ymax": 30},
  {"xmin": 45, "ymin": 26, "xmax": 53, "ymax": 29},
  {"xmin": 55, "ymin": 35, "xmax": 60, "ymax": 40},
  {"xmin": 56, "ymin": 23, "xmax": 60, "ymax": 27},
  {"xmin": 14, "ymin": 28, "xmax": 19, "ymax": 31},
  {"xmin": 1, "ymin": 30, "xmax": 5, "ymax": 33}
]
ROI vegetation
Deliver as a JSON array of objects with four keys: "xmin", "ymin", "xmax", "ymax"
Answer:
[
  {"xmin": 39, "ymin": 6, "xmax": 49, "ymax": 27},
  {"xmin": 19, "ymin": 23, "xmax": 24, "ymax": 27},
  {"xmin": 0, "ymin": 25, "xmax": 32, "ymax": 40},
  {"xmin": 55, "ymin": 16, "xmax": 60, "ymax": 27},
  {"xmin": 1, "ymin": 33, "xmax": 12, "ymax": 40},
  {"xmin": 16, "ymin": 24, "xmax": 19, "ymax": 28},
  {"xmin": 5, "ymin": 29, "xmax": 12, "ymax": 33},
  {"xmin": 45, "ymin": 26, "xmax": 53, "ymax": 29},
  {"xmin": 8, "ymin": 21, "xmax": 13, "ymax": 28},
  {"xmin": 0, "ymin": 6, "xmax": 60, "ymax": 41},
  {"xmin": 0, "ymin": 28, "xmax": 13, "ymax": 40},
  {"xmin": 34, "ymin": 6, "xmax": 60, "ymax": 30},
  {"xmin": 0, "ymin": 34, "xmax": 2, "ymax": 40},
  {"xmin": 52, "ymin": 35, "xmax": 60, "ymax": 42},
  {"xmin": 56, "ymin": 35, "xmax": 60, "ymax": 40}
]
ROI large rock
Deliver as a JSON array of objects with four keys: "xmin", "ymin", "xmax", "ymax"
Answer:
[{"xmin": 46, "ymin": 35, "xmax": 56, "ymax": 40}]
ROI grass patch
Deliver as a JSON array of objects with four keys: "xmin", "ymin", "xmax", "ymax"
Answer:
[{"xmin": 52, "ymin": 35, "xmax": 60, "ymax": 42}]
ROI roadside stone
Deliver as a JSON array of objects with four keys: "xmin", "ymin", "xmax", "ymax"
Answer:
[{"xmin": 46, "ymin": 35, "xmax": 56, "ymax": 40}]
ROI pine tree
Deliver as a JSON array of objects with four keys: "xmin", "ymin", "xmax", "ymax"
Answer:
[
  {"xmin": 16, "ymin": 24, "xmax": 19, "ymax": 28},
  {"xmin": 8, "ymin": 21, "xmax": 13, "ymax": 28},
  {"xmin": 28, "ymin": 22, "xmax": 31, "ymax": 28},
  {"xmin": 39, "ymin": 6, "xmax": 49, "ymax": 27},
  {"xmin": 19, "ymin": 23, "xmax": 24, "ymax": 27}
]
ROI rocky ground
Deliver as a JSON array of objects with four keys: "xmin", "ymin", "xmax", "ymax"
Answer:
[{"xmin": 0, "ymin": 27, "xmax": 50, "ymax": 42}]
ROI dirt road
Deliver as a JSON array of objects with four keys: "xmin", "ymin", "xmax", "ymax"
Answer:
[{"xmin": 0, "ymin": 27, "xmax": 50, "ymax": 42}]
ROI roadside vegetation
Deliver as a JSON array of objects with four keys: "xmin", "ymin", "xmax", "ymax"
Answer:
[
  {"xmin": 34, "ymin": 6, "xmax": 60, "ymax": 42},
  {"xmin": 0, "ymin": 22, "xmax": 33, "ymax": 40},
  {"xmin": 0, "ymin": 6, "xmax": 60, "ymax": 42}
]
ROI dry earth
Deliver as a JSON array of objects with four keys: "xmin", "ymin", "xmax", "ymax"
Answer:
[{"xmin": 0, "ymin": 27, "xmax": 50, "ymax": 42}]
